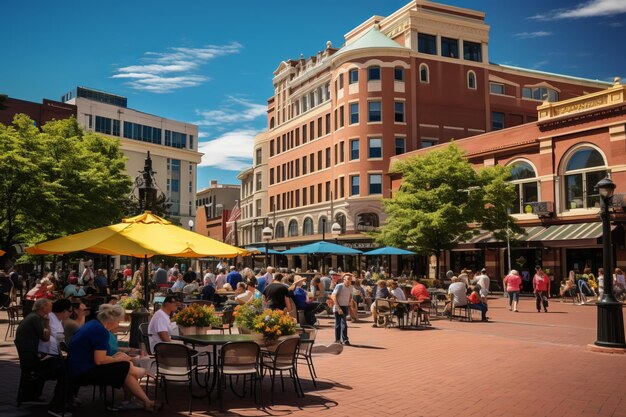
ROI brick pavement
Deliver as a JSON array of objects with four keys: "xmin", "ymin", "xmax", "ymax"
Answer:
[{"xmin": 1, "ymin": 297, "xmax": 625, "ymax": 417}]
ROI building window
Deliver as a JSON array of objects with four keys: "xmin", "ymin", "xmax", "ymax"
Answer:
[
  {"xmin": 295, "ymin": 159, "xmax": 300, "ymax": 176},
  {"xmin": 325, "ymin": 181, "xmax": 331, "ymax": 201},
  {"xmin": 509, "ymin": 161, "xmax": 539, "ymax": 214},
  {"xmin": 275, "ymin": 222, "xmax": 285, "ymax": 238},
  {"xmin": 339, "ymin": 73, "xmax": 344, "ymax": 89},
  {"xmin": 349, "ymin": 103, "xmax": 359, "ymax": 124},
  {"xmin": 302, "ymin": 125, "xmax": 307, "ymax": 143},
  {"xmin": 188, "ymin": 181, "xmax": 192, "ymax": 193},
  {"xmin": 317, "ymin": 151, "xmax": 322, "ymax": 171},
  {"xmin": 255, "ymin": 148, "xmax": 262, "ymax": 165},
  {"xmin": 467, "ymin": 71, "xmax": 477, "ymax": 89},
  {"xmin": 369, "ymin": 174, "xmax": 382, "ymax": 195},
  {"xmin": 419, "ymin": 64, "xmax": 429, "ymax": 83},
  {"xmin": 270, "ymin": 140, "xmax": 275, "ymax": 157},
  {"xmin": 490, "ymin": 83, "xmax": 505, "ymax": 95},
  {"xmin": 394, "ymin": 102, "xmax": 405, "ymax": 123},
  {"xmin": 395, "ymin": 137, "xmax": 406, "ymax": 155},
  {"xmin": 368, "ymin": 101, "xmax": 382, "ymax": 122},
  {"xmin": 394, "ymin": 67, "xmax": 404, "ymax": 81},
  {"xmin": 356, "ymin": 212, "xmax": 379, "ymax": 230},
  {"xmin": 441, "ymin": 37, "xmax": 459, "ymax": 58},
  {"xmin": 368, "ymin": 66, "xmax": 381, "ymax": 81},
  {"xmin": 309, "ymin": 121, "xmax": 314, "ymax": 140},
  {"xmin": 339, "ymin": 141, "xmax": 345, "ymax": 162},
  {"xmin": 522, "ymin": 86, "xmax": 559, "ymax": 102},
  {"xmin": 562, "ymin": 148, "xmax": 606, "ymax": 210},
  {"xmin": 288, "ymin": 220, "xmax": 298, "ymax": 237},
  {"xmin": 256, "ymin": 173, "xmax": 262, "ymax": 191},
  {"xmin": 318, "ymin": 217, "xmax": 330, "ymax": 234},
  {"xmin": 302, "ymin": 156, "xmax": 307, "ymax": 174},
  {"xmin": 339, "ymin": 177, "xmax": 345, "ymax": 198},
  {"xmin": 339, "ymin": 105, "xmax": 345, "ymax": 127},
  {"xmin": 95, "ymin": 116, "xmax": 112, "ymax": 135},
  {"xmin": 349, "ymin": 69, "xmax": 359, "ymax": 84},
  {"xmin": 270, "ymin": 168, "xmax": 274, "ymax": 185},
  {"xmin": 350, "ymin": 139, "xmax": 359, "ymax": 160},
  {"xmin": 368, "ymin": 138, "xmax": 382, "ymax": 159},
  {"xmin": 350, "ymin": 175, "xmax": 360, "ymax": 196},
  {"xmin": 418, "ymin": 33, "xmax": 437, "ymax": 55},
  {"xmin": 325, "ymin": 113, "xmax": 331, "ymax": 135},
  {"xmin": 310, "ymin": 153, "xmax": 314, "ymax": 172},
  {"xmin": 422, "ymin": 139, "xmax": 436, "ymax": 148},
  {"xmin": 492, "ymin": 112, "xmax": 505, "ymax": 131},
  {"xmin": 303, "ymin": 218, "xmax": 314, "ymax": 235},
  {"xmin": 325, "ymin": 147, "xmax": 331, "ymax": 168},
  {"xmin": 463, "ymin": 41, "xmax": 482, "ymax": 62},
  {"xmin": 256, "ymin": 199, "xmax": 262, "ymax": 217}
]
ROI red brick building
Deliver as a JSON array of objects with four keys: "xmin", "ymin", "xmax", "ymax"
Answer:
[{"xmin": 0, "ymin": 96, "xmax": 76, "ymax": 127}]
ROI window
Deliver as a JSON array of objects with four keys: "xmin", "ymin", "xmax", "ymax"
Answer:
[
  {"xmin": 95, "ymin": 116, "xmax": 112, "ymax": 135},
  {"xmin": 325, "ymin": 147, "xmax": 331, "ymax": 168},
  {"xmin": 325, "ymin": 181, "xmax": 331, "ymax": 201},
  {"xmin": 295, "ymin": 159, "xmax": 300, "ymax": 176},
  {"xmin": 350, "ymin": 139, "xmax": 359, "ymax": 160},
  {"xmin": 340, "ymin": 177, "xmax": 345, "ymax": 198},
  {"xmin": 318, "ymin": 217, "xmax": 330, "ymax": 234},
  {"xmin": 317, "ymin": 150, "xmax": 322, "ymax": 171},
  {"xmin": 270, "ymin": 168, "xmax": 274, "ymax": 185},
  {"xmin": 467, "ymin": 71, "xmax": 476, "ymax": 89},
  {"xmin": 510, "ymin": 161, "xmax": 539, "ymax": 214},
  {"xmin": 369, "ymin": 174, "xmax": 382, "ymax": 194},
  {"xmin": 349, "ymin": 103, "xmax": 359, "ymax": 124},
  {"xmin": 309, "ymin": 185, "xmax": 314, "ymax": 204},
  {"xmin": 394, "ymin": 102, "xmax": 405, "ymax": 123},
  {"xmin": 303, "ymin": 218, "xmax": 314, "ymax": 235},
  {"xmin": 317, "ymin": 183, "xmax": 322, "ymax": 203},
  {"xmin": 112, "ymin": 119, "xmax": 120, "ymax": 136},
  {"xmin": 288, "ymin": 220, "xmax": 298, "ymax": 237},
  {"xmin": 188, "ymin": 181, "xmax": 193, "ymax": 193},
  {"xmin": 339, "ymin": 73, "xmax": 344, "ymax": 89},
  {"xmin": 441, "ymin": 37, "xmax": 459, "ymax": 58},
  {"xmin": 368, "ymin": 66, "xmax": 381, "ymax": 81},
  {"xmin": 275, "ymin": 222, "xmax": 285, "ymax": 238},
  {"xmin": 302, "ymin": 125, "xmax": 307, "ymax": 143},
  {"xmin": 368, "ymin": 138, "xmax": 382, "ymax": 158},
  {"xmin": 302, "ymin": 156, "xmax": 307, "ymax": 174},
  {"xmin": 394, "ymin": 67, "xmax": 404, "ymax": 81},
  {"xmin": 256, "ymin": 199, "xmax": 262, "ymax": 217},
  {"xmin": 356, "ymin": 213, "xmax": 379, "ymax": 230},
  {"xmin": 255, "ymin": 148, "xmax": 262, "ymax": 165},
  {"xmin": 310, "ymin": 153, "xmax": 314, "ymax": 172},
  {"xmin": 418, "ymin": 33, "xmax": 437, "ymax": 55},
  {"xmin": 339, "ymin": 141, "xmax": 345, "ymax": 162},
  {"xmin": 309, "ymin": 121, "xmax": 314, "ymax": 141},
  {"xmin": 302, "ymin": 187, "xmax": 307, "ymax": 205},
  {"xmin": 256, "ymin": 173, "xmax": 262, "ymax": 191},
  {"xmin": 349, "ymin": 69, "xmax": 359, "ymax": 84},
  {"xmin": 563, "ymin": 148, "xmax": 606, "ymax": 210},
  {"xmin": 325, "ymin": 113, "xmax": 331, "ymax": 135},
  {"xmin": 463, "ymin": 41, "xmax": 482, "ymax": 62},
  {"xmin": 422, "ymin": 139, "xmax": 436, "ymax": 148},
  {"xmin": 350, "ymin": 175, "xmax": 360, "ymax": 196},
  {"xmin": 522, "ymin": 86, "xmax": 559, "ymax": 102},
  {"xmin": 492, "ymin": 112, "xmax": 505, "ymax": 131},
  {"xmin": 317, "ymin": 117, "xmax": 322, "ymax": 138},
  {"xmin": 270, "ymin": 140, "xmax": 275, "ymax": 157},
  {"xmin": 395, "ymin": 137, "xmax": 406, "ymax": 155},
  {"xmin": 368, "ymin": 101, "xmax": 382, "ymax": 122},
  {"xmin": 269, "ymin": 196, "xmax": 274, "ymax": 211},
  {"xmin": 490, "ymin": 83, "xmax": 505, "ymax": 95},
  {"xmin": 419, "ymin": 64, "xmax": 429, "ymax": 83},
  {"xmin": 339, "ymin": 105, "xmax": 345, "ymax": 127}
]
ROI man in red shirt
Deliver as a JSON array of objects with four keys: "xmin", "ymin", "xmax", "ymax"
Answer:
[
  {"xmin": 532, "ymin": 266, "xmax": 550, "ymax": 313},
  {"xmin": 410, "ymin": 280, "xmax": 430, "ymax": 301}
]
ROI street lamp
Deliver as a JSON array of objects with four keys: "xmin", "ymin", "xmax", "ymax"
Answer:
[
  {"xmin": 262, "ymin": 226, "xmax": 273, "ymax": 269},
  {"xmin": 594, "ymin": 176, "xmax": 626, "ymax": 348},
  {"xmin": 321, "ymin": 218, "xmax": 326, "ymax": 241},
  {"xmin": 331, "ymin": 222, "xmax": 341, "ymax": 244},
  {"xmin": 188, "ymin": 219, "xmax": 194, "ymax": 232}
]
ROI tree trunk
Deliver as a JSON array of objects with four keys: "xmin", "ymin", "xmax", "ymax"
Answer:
[{"xmin": 435, "ymin": 252, "xmax": 440, "ymax": 281}]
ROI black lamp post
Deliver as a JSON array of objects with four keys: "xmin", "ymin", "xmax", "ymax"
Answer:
[
  {"xmin": 262, "ymin": 227, "xmax": 273, "ymax": 269},
  {"xmin": 137, "ymin": 152, "xmax": 157, "ymax": 307},
  {"xmin": 595, "ymin": 176, "xmax": 626, "ymax": 348}
]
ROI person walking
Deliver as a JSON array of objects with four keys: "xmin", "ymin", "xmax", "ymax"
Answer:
[
  {"xmin": 532, "ymin": 266, "xmax": 550, "ymax": 313},
  {"xmin": 330, "ymin": 273, "xmax": 354, "ymax": 345},
  {"xmin": 503, "ymin": 270, "xmax": 522, "ymax": 312}
]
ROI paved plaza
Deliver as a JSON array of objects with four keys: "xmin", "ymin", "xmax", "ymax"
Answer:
[{"xmin": 1, "ymin": 296, "xmax": 625, "ymax": 417}]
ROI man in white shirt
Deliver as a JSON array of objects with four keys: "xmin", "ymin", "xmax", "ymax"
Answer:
[
  {"xmin": 390, "ymin": 281, "xmax": 406, "ymax": 301},
  {"xmin": 445, "ymin": 276, "xmax": 468, "ymax": 315},
  {"xmin": 331, "ymin": 274, "xmax": 354, "ymax": 346},
  {"xmin": 473, "ymin": 268, "xmax": 491, "ymax": 302},
  {"xmin": 147, "ymin": 295, "xmax": 179, "ymax": 352},
  {"xmin": 38, "ymin": 299, "xmax": 72, "ymax": 356}
]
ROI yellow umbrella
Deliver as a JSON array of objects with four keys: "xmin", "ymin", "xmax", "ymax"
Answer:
[
  {"xmin": 26, "ymin": 211, "xmax": 248, "ymax": 258},
  {"xmin": 0, "ymin": 249, "xmax": 4, "ymax": 256}
]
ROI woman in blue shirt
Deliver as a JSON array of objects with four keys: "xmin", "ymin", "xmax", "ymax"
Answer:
[{"xmin": 290, "ymin": 276, "xmax": 322, "ymax": 326}]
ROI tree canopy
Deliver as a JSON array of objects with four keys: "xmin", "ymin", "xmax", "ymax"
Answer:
[
  {"xmin": 378, "ymin": 143, "xmax": 520, "ymax": 275},
  {"xmin": 0, "ymin": 115, "xmax": 132, "ymax": 261}
]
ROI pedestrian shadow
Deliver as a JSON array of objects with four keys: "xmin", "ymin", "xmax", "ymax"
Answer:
[{"xmin": 343, "ymin": 343, "xmax": 386, "ymax": 349}]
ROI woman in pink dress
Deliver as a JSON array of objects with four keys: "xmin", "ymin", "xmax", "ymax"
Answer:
[{"xmin": 503, "ymin": 269, "xmax": 523, "ymax": 312}]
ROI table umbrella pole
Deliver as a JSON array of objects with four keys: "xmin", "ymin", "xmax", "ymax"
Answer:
[{"xmin": 143, "ymin": 255, "xmax": 149, "ymax": 308}]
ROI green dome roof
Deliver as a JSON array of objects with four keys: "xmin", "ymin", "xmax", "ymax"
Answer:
[{"xmin": 335, "ymin": 27, "xmax": 409, "ymax": 57}]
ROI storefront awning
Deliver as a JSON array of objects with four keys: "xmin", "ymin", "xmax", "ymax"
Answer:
[
  {"xmin": 525, "ymin": 222, "xmax": 611, "ymax": 247},
  {"xmin": 455, "ymin": 226, "xmax": 546, "ymax": 250}
]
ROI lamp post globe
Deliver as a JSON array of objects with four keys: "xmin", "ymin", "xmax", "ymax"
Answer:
[
  {"xmin": 262, "ymin": 226, "xmax": 273, "ymax": 269},
  {"xmin": 188, "ymin": 219, "xmax": 194, "ymax": 231},
  {"xmin": 594, "ymin": 176, "xmax": 626, "ymax": 348},
  {"xmin": 331, "ymin": 222, "xmax": 341, "ymax": 243}
]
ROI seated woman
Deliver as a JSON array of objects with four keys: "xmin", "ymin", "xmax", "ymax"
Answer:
[
  {"xmin": 63, "ymin": 275, "xmax": 86, "ymax": 298},
  {"xmin": 289, "ymin": 276, "xmax": 322, "ymax": 326},
  {"xmin": 68, "ymin": 304, "xmax": 155, "ymax": 411},
  {"xmin": 468, "ymin": 287, "xmax": 488, "ymax": 321}
]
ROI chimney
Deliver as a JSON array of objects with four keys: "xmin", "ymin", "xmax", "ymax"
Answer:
[{"xmin": 210, "ymin": 180, "xmax": 218, "ymax": 188}]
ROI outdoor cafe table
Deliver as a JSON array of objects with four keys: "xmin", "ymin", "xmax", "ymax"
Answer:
[{"xmin": 392, "ymin": 299, "xmax": 425, "ymax": 327}]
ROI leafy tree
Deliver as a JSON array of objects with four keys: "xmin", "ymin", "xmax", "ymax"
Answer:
[
  {"xmin": 378, "ymin": 143, "xmax": 519, "ymax": 277},
  {"xmin": 0, "ymin": 115, "xmax": 132, "ymax": 262}
]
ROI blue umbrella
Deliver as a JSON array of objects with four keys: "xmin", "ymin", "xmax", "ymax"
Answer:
[
  {"xmin": 245, "ymin": 246, "xmax": 282, "ymax": 255},
  {"xmin": 364, "ymin": 246, "xmax": 416, "ymax": 256},
  {"xmin": 281, "ymin": 241, "xmax": 363, "ymax": 255}
]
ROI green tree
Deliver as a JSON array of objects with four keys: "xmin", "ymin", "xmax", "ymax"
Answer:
[
  {"xmin": 378, "ymin": 143, "xmax": 519, "ymax": 277},
  {"xmin": 0, "ymin": 115, "xmax": 132, "ymax": 260}
]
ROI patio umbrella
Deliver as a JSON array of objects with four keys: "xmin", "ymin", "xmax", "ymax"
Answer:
[
  {"xmin": 281, "ymin": 241, "xmax": 362, "ymax": 274},
  {"xmin": 363, "ymin": 246, "xmax": 416, "ymax": 256},
  {"xmin": 26, "ymin": 211, "xmax": 249, "ymax": 305},
  {"xmin": 245, "ymin": 246, "xmax": 282, "ymax": 255}
]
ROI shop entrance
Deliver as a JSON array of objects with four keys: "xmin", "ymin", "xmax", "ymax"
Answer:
[
  {"xmin": 509, "ymin": 248, "xmax": 543, "ymax": 293},
  {"xmin": 565, "ymin": 248, "xmax": 602, "ymax": 275},
  {"xmin": 450, "ymin": 250, "xmax": 484, "ymax": 275}
]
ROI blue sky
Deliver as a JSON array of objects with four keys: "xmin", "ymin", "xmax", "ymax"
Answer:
[{"xmin": 2, "ymin": 0, "xmax": 625, "ymax": 189}]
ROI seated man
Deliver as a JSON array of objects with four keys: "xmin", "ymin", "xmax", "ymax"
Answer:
[
  {"xmin": 147, "ymin": 295, "xmax": 179, "ymax": 352},
  {"xmin": 370, "ymin": 280, "xmax": 390, "ymax": 328},
  {"xmin": 444, "ymin": 276, "xmax": 468, "ymax": 316},
  {"xmin": 14, "ymin": 298, "xmax": 69, "ymax": 416},
  {"xmin": 468, "ymin": 287, "xmax": 488, "ymax": 321},
  {"xmin": 39, "ymin": 299, "xmax": 73, "ymax": 357}
]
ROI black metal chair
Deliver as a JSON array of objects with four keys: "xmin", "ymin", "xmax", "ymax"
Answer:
[
  {"xmin": 218, "ymin": 308, "xmax": 235, "ymax": 335},
  {"xmin": 296, "ymin": 326, "xmax": 318, "ymax": 387},
  {"xmin": 262, "ymin": 336, "xmax": 304, "ymax": 402},
  {"xmin": 4, "ymin": 305, "xmax": 20, "ymax": 340},
  {"xmin": 218, "ymin": 341, "xmax": 262, "ymax": 410}
]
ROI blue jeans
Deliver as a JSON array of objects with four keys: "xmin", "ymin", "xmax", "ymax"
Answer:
[
  {"xmin": 334, "ymin": 305, "xmax": 349, "ymax": 343},
  {"xmin": 507, "ymin": 291, "xmax": 520, "ymax": 305},
  {"xmin": 469, "ymin": 303, "xmax": 488, "ymax": 320}
]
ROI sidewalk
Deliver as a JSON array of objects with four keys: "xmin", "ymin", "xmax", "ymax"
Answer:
[{"xmin": 1, "ymin": 297, "xmax": 625, "ymax": 416}]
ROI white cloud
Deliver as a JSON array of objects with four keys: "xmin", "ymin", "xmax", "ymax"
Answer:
[
  {"xmin": 532, "ymin": 60, "xmax": 550, "ymax": 69},
  {"xmin": 112, "ymin": 43, "xmax": 242, "ymax": 93},
  {"xmin": 195, "ymin": 96, "xmax": 266, "ymax": 127},
  {"xmin": 197, "ymin": 129, "xmax": 260, "ymax": 171},
  {"xmin": 513, "ymin": 31, "xmax": 552, "ymax": 39},
  {"xmin": 531, "ymin": 0, "xmax": 626, "ymax": 20}
]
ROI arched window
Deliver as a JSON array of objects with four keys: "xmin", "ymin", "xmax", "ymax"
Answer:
[
  {"xmin": 269, "ymin": 117, "xmax": 275, "ymax": 129},
  {"xmin": 275, "ymin": 222, "xmax": 285, "ymax": 238},
  {"xmin": 419, "ymin": 64, "xmax": 429, "ymax": 83},
  {"xmin": 509, "ymin": 161, "xmax": 538, "ymax": 214},
  {"xmin": 562, "ymin": 147, "xmax": 607, "ymax": 210},
  {"xmin": 303, "ymin": 218, "xmax": 314, "ymax": 235},
  {"xmin": 288, "ymin": 220, "xmax": 298, "ymax": 237},
  {"xmin": 467, "ymin": 70, "xmax": 476, "ymax": 89},
  {"xmin": 356, "ymin": 213, "xmax": 379, "ymax": 231},
  {"xmin": 335, "ymin": 213, "xmax": 346, "ymax": 234},
  {"xmin": 318, "ymin": 216, "xmax": 330, "ymax": 234}
]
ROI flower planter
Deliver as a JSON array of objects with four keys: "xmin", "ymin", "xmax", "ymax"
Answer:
[
  {"xmin": 196, "ymin": 326, "xmax": 211, "ymax": 335},
  {"xmin": 178, "ymin": 326, "xmax": 197, "ymax": 336}
]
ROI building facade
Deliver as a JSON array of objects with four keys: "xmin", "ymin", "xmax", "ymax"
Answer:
[
  {"xmin": 390, "ymin": 79, "xmax": 626, "ymax": 286},
  {"xmin": 62, "ymin": 87, "xmax": 201, "ymax": 227},
  {"xmin": 0, "ymin": 96, "xmax": 76, "ymax": 127},
  {"xmin": 245, "ymin": 0, "xmax": 610, "ymax": 271},
  {"xmin": 194, "ymin": 180, "xmax": 240, "ymax": 241}
]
